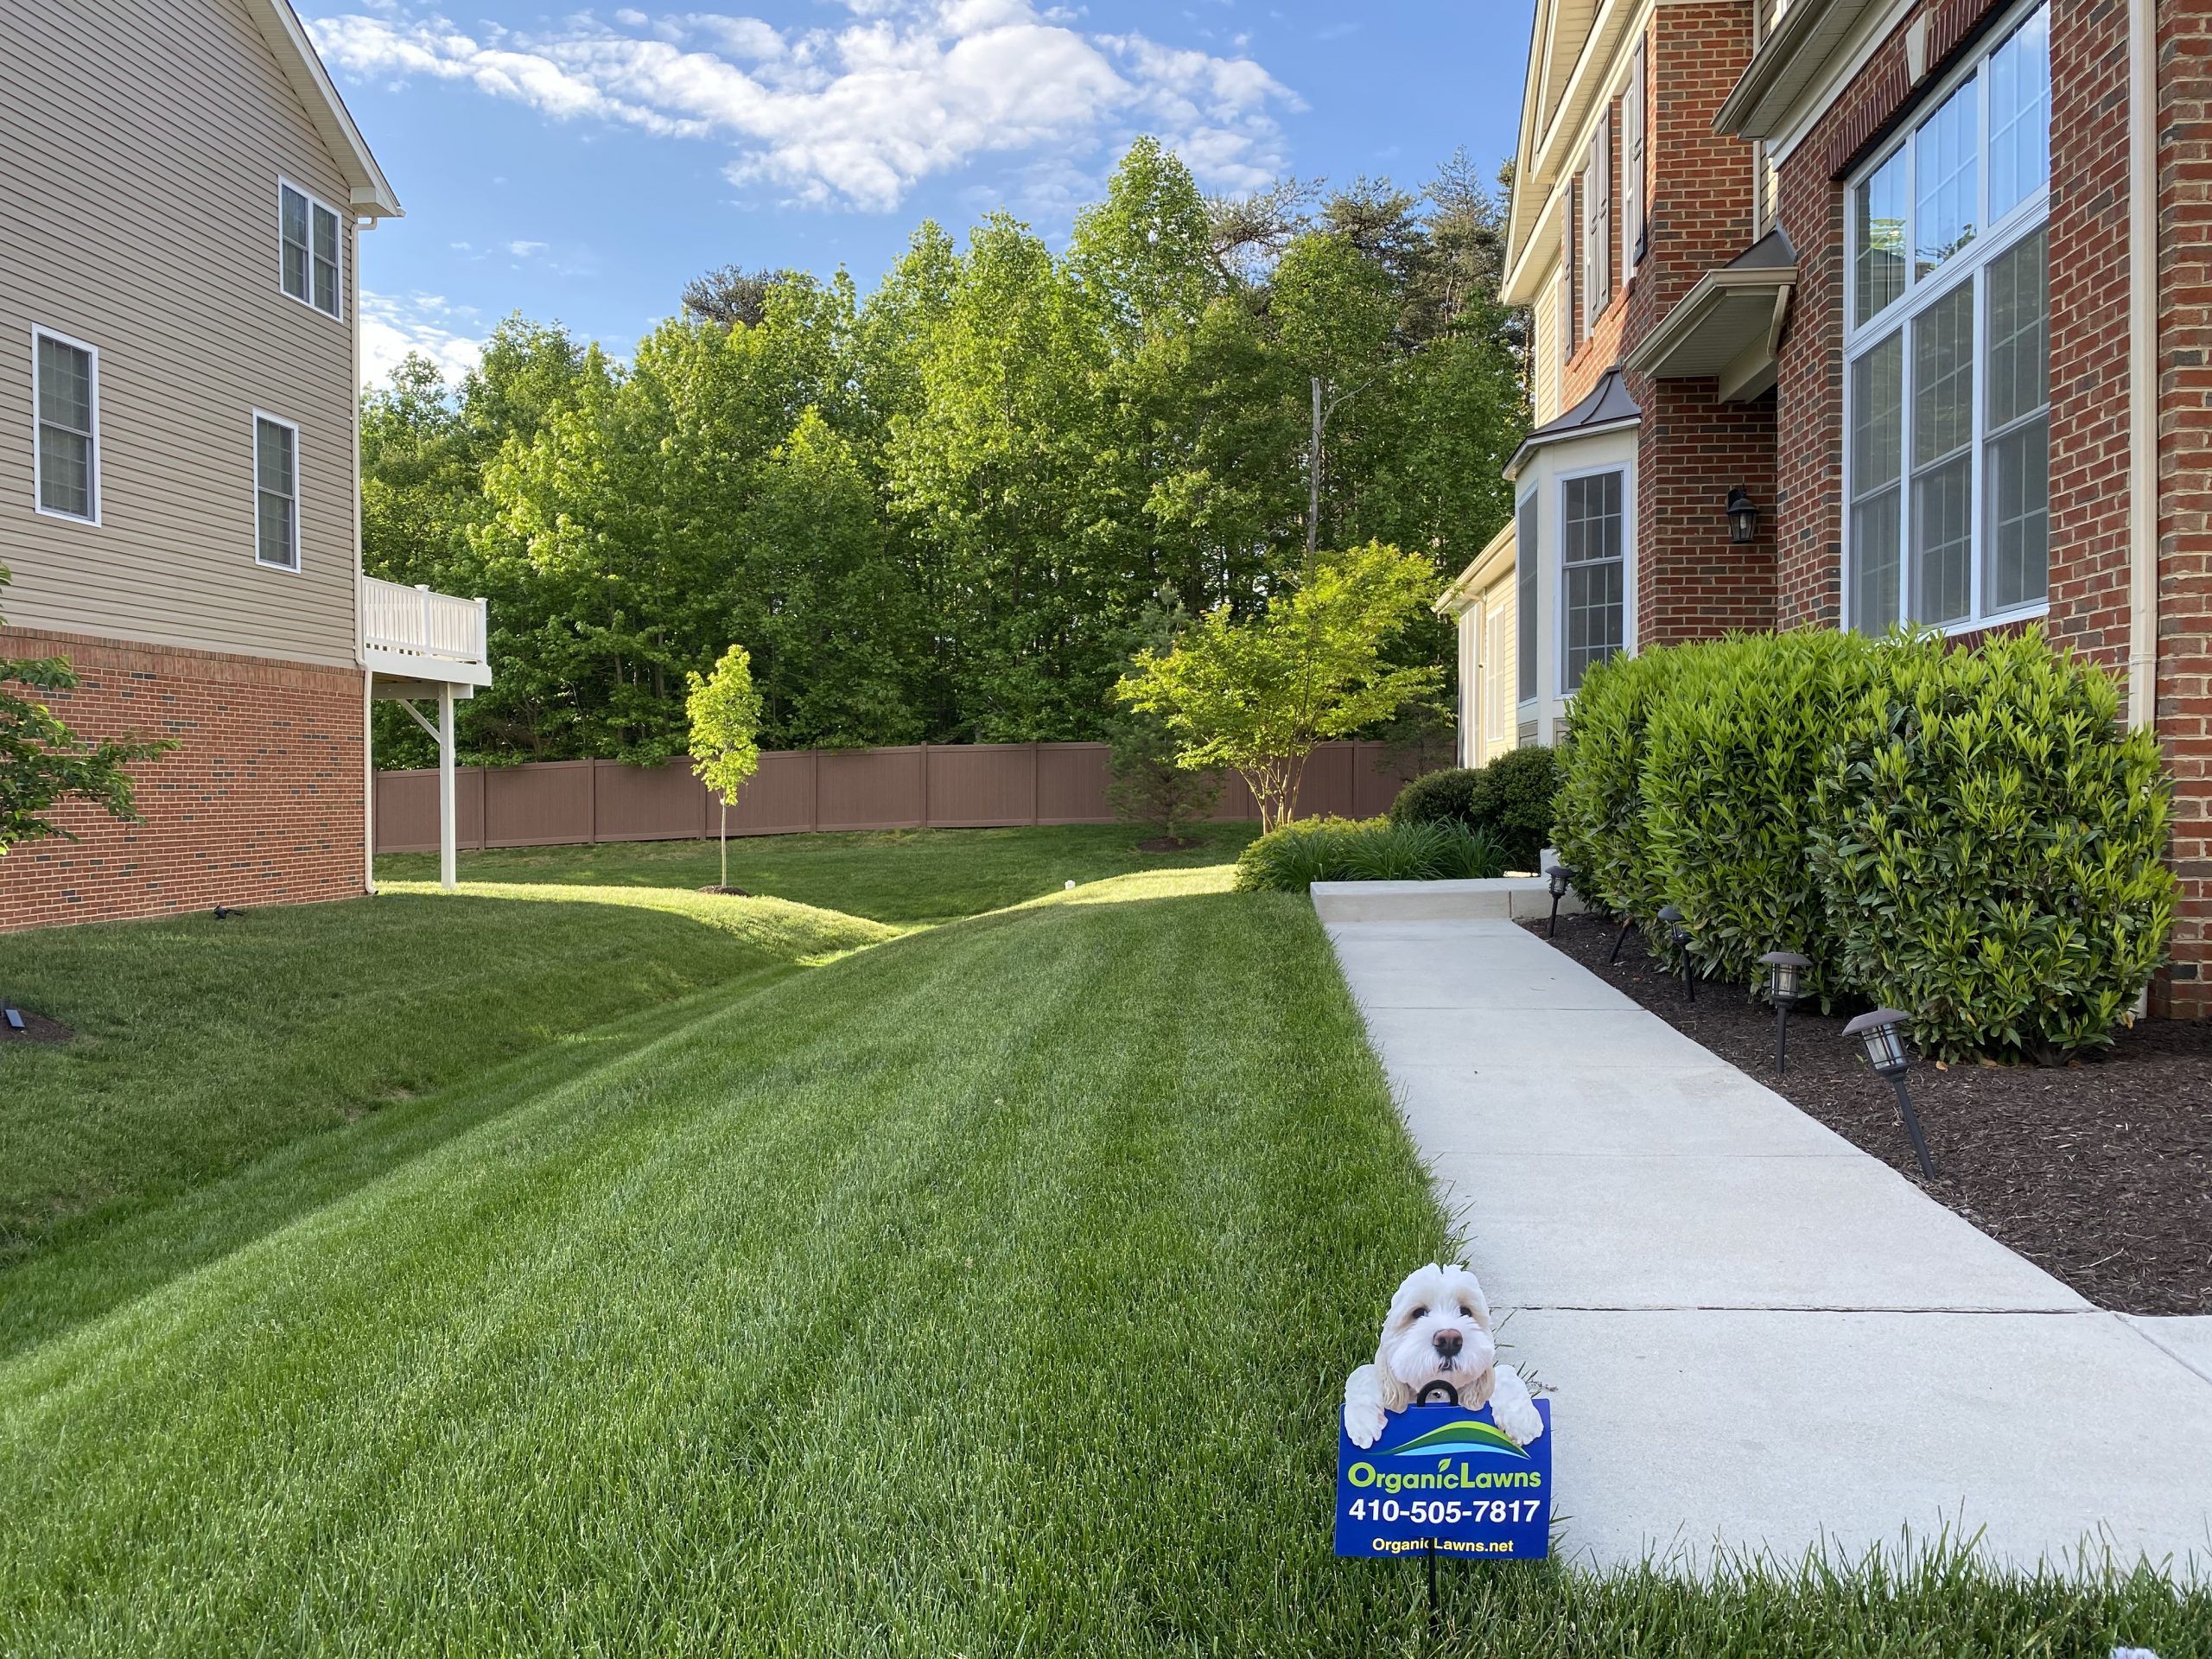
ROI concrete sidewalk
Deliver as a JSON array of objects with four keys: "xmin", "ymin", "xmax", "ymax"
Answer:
[{"xmin": 1319, "ymin": 898, "xmax": 2212, "ymax": 1579}]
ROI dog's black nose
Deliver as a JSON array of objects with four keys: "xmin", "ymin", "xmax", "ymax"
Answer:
[{"xmin": 1433, "ymin": 1328, "xmax": 1463, "ymax": 1359}]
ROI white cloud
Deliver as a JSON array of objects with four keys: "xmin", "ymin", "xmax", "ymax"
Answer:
[
  {"xmin": 505, "ymin": 238, "xmax": 550, "ymax": 257},
  {"xmin": 359, "ymin": 289, "xmax": 484, "ymax": 388},
  {"xmin": 307, "ymin": 2, "xmax": 1297, "ymax": 211}
]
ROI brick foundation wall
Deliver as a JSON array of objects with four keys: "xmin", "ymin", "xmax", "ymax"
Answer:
[{"xmin": 0, "ymin": 630, "xmax": 365, "ymax": 932}]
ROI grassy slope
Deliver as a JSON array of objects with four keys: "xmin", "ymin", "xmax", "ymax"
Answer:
[
  {"xmin": 374, "ymin": 820, "xmax": 1259, "ymax": 925},
  {"xmin": 0, "ymin": 884, "xmax": 888, "ymax": 1267},
  {"xmin": 0, "ymin": 872, "xmax": 2197, "ymax": 1655}
]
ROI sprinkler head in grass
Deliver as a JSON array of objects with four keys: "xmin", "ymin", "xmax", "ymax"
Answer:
[
  {"xmin": 1065, "ymin": 880, "xmax": 1076, "ymax": 890},
  {"xmin": 1844, "ymin": 1008, "xmax": 1939, "ymax": 1180},
  {"xmin": 1657, "ymin": 906, "xmax": 1694, "ymax": 1002},
  {"xmin": 1758, "ymin": 950, "xmax": 1811, "ymax": 1076},
  {"xmin": 1546, "ymin": 863, "xmax": 1575, "ymax": 938}
]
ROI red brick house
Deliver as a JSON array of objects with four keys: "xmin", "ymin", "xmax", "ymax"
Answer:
[{"xmin": 1440, "ymin": 0, "xmax": 2212, "ymax": 1011}]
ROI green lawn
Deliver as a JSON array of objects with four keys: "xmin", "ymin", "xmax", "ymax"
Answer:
[
  {"xmin": 0, "ymin": 837, "xmax": 2200, "ymax": 1652},
  {"xmin": 0, "ymin": 883, "xmax": 887, "ymax": 1278},
  {"xmin": 374, "ymin": 820, "xmax": 1258, "ymax": 924}
]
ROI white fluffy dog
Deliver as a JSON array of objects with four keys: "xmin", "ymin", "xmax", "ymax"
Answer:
[{"xmin": 1343, "ymin": 1262, "xmax": 1544, "ymax": 1450}]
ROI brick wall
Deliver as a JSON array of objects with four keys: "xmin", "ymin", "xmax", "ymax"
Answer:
[
  {"xmin": 1630, "ymin": 0, "xmax": 1777, "ymax": 642},
  {"xmin": 2151, "ymin": 0, "xmax": 2212, "ymax": 1012},
  {"xmin": 0, "ymin": 629, "xmax": 365, "ymax": 931}
]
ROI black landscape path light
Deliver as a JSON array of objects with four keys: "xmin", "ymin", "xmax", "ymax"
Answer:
[
  {"xmin": 1758, "ymin": 950, "xmax": 1810, "ymax": 1075},
  {"xmin": 1844, "ymin": 1008, "xmax": 1939, "ymax": 1181},
  {"xmin": 1657, "ymin": 905, "xmax": 1694, "ymax": 1001},
  {"xmin": 1547, "ymin": 863, "xmax": 1575, "ymax": 938}
]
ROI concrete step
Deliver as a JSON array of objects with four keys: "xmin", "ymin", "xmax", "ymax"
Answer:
[{"xmin": 1309, "ymin": 876, "xmax": 1587, "ymax": 925}]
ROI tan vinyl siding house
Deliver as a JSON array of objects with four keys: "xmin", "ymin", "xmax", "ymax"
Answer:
[
  {"xmin": 1, "ymin": 0, "xmax": 487, "ymax": 930},
  {"xmin": 0, "ymin": 0, "xmax": 362, "ymax": 666}
]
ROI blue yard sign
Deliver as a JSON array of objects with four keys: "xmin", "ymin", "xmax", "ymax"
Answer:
[{"xmin": 1334, "ymin": 1401, "xmax": 1552, "ymax": 1560}]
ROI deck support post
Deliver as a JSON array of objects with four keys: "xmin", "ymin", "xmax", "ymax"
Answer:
[{"xmin": 438, "ymin": 681, "xmax": 457, "ymax": 891}]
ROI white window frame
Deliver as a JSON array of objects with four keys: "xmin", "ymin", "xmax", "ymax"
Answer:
[
  {"xmin": 30, "ymin": 326, "xmax": 101, "ymax": 526},
  {"xmin": 1841, "ymin": 0, "xmax": 2050, "ymax": 636},
  {"xmin": 252, "ymin": 410, "xmax": 303, "ymax": 572},
  {"xmin": 278, "ymin": 177, "xmax": 345, "ymax": 321},
  {"xmin": 1555, "ymin": 460, "xmax": 1635, "ymax": 697}
]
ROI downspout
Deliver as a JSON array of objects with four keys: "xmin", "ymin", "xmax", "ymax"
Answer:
[{"xmin": 2127, "ymin": 0, "xmax": 2158, "ymax": 730}]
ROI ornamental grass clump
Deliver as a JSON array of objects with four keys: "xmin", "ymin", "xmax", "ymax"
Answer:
[
  {"xmin": 1642, "ymin": 630, "xmax": 1879, "ymax": 1005},
  {"xmin": 1809, "ymin": 626, "xmax": 2174, "ymax": 1063}
]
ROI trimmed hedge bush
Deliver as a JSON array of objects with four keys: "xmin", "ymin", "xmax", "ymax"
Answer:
[
  {"xmin": 1389, "ymin": 747, "xmax": 1561, "ymax": 871},
  {"xmin": 1234, "ymin": 817, "xmax": 1509, "ymax": 893},
  {"xmin": 1810, "ymin": 629, "xmax": 2175, "ymax": 1063},
  {"xmin": 1553, "ymin": 625, "xmax": 2175, "ymax": 1060},
  {"xmin": 1642, "ymin": 631, "xmax": 1878, "ymax": 1005},
  {"xmin": 1389, "ymin": 768, "xmax": 1479, "ymax": 830},
  {"xmin": 1467, "ymin": 747, "xmax": 1561, "ymax": 871},
  {"xmin": 1552, "ymin": 648, "xmax": 1693, "ymax": 937}
]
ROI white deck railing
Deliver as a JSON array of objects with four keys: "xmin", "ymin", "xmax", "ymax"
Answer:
[{"xmin": 363, "ymin": 575, "xmax": 487, "ymax": 669}]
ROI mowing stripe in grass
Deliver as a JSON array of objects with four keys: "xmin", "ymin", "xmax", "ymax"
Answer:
[{"xmin": 0, "ymin": 871, "xmax": 2202, "ymax": 1656}]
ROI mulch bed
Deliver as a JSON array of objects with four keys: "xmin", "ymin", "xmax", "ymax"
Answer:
[
  {"xmin": 696, "ymin": 885, "xmax": 753, "ymax": 897},
  {"xmin": 1135, "ymin": 836, "xmax": 1205, "ymax": 853},
  {"xmin": 1524, "ymin": 912, "xmax": 2212, "ymax": 1316},
  {"xmin": 0, "ymin": 1006, "xmax": 73, "ymax": 1044}
]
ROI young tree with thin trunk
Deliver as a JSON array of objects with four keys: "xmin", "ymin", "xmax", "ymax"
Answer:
[
  {"xmin": 685, "ymin": 645, "xmax": 763, "ymax": 893},
  {"xmin": 1115, "ymin": 542, "xmax": 1441, "ymax": 832}
]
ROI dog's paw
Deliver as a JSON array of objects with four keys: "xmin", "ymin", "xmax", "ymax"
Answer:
[
  {"xmin": 1491, "ymin": 1391, "xmax": 1543, "ymax": 1447},
  {"xmin": 1344, "ymin": 1400, "xmax": 1389, "ymax": 1449}
]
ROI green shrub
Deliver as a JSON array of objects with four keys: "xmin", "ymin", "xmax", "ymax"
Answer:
[
  {"xmin": 1552, "ymin": 648, "xmax": 1694, "ymax": 930},
  {"xmin": 1642, "ymin": 631, "xmax": 1879, "ymax": 1003},
  {"xmin": 1389, "ymin": 768, "xmax": 1480, "ymax": 830},
  {"xmin": 1234, "ymin": 817, "xmax": 1508, "ymax": 893},
  {"xmin": 1390, "ymin": 747, "xmax": 1560, "ymax": 871},
  {"xmin": 1466, "ymin": 746, "xmax": 1561, "ymax": 872},
  {"xmin": 1809, "ymin": 627, "xmax": 2174, "ymax": 1062}
]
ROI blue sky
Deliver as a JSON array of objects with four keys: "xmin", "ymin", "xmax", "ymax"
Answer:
[{"xmin": 309, "ymin": 1, "xmax": 1536, "ymax": 385}]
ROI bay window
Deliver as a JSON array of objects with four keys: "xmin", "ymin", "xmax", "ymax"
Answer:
[{"xmin": 1844, "ymin": 1, "xmax": 2049, "ymax": 633}]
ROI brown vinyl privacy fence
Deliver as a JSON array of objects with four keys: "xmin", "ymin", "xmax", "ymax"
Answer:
[{"xmin": 372, "ymin": 741, "xmax": 1426, "ymax": 855}]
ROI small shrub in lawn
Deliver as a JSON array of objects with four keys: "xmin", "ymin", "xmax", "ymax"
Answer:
[
  {"xmin": 1234, "ymin": 817, "xmax": 1508, "ymax": 892},
  {"xmin": 1389, "ymin": 767, "xmax": 1480, "ymax": 830},
  {"xmin": 1466, "ymin": 746, "xmax": 1562, "ymax": 871},
  {"xmin": 1810, "ymin": 626, "xmax": 2175, "ymax": 1063},
  {"xmin": 1642, "ymin": 631, "xmax": 1878, "ymax": 1004},
  {"xmin": 1553, "ymin": 648, "xmax": 1694, "ymax": 929}
]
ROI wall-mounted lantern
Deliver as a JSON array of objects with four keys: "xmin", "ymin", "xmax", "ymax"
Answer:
[{"xmin": 1726, "ymin": 486, "xmax": 1759, "ymax": 545}]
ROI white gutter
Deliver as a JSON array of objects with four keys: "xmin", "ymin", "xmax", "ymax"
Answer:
[{"xmin": 2127, "ymin": 0, "xmax": 2158, "ymax": 730}]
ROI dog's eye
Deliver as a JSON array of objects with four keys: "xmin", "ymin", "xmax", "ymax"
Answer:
[
  {"xmin": 1459, "ymin": 1305, "xmax": 1476, "ymax": 1319},
  {"xmin": 1407, "ymin": 1305, "xmax": 1428, "ymax": 1322}
]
